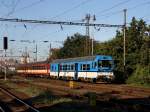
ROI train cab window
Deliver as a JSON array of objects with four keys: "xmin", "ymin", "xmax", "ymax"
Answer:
[
  {"xmin": 98, "ymin": 60, "xmax": 112, "ymax": 68},
  {"xmin": 98, "ymin": 61, "xmax": 102, "ymax": 68},
  {"xmin": 94, "ymin": 62, "xmax": 97, "ymax": 68}
]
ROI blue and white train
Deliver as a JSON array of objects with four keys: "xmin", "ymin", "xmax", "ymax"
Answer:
[{"xmin": 50, "ymin": 55, "xmax": 114, "ymax": 82}]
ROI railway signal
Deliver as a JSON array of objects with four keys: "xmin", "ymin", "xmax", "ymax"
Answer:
[
  {"xmin": 3, "ymin": 37, "xmax": 8, "ymax": 50},
  {"xmin": 3, "ymin": 37, "xmax": 8, "ymax": 80}
]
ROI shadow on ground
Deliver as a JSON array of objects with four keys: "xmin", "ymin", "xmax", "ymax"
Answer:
[{"xmin": 27, "ymin": 90, "xmax": 150, "ymax": 112}]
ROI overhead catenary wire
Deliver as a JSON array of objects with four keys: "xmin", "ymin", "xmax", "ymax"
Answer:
[{"xmin": 0, "ymin": 18, "xmax": 123, "ymax": 28}]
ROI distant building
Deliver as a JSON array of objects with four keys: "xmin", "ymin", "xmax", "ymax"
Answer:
[{"xmin": 20, "ymin": 53, "xmax": 30, "ymax": 64}]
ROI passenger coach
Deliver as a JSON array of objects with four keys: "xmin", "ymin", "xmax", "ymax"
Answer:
[
  {"xmin": 50, "ymin": 55, "xmax": 114, "ymax": 82},
  {"xmin": 16, "ymin": 61, "xmax": 50, "ymax": 77}
]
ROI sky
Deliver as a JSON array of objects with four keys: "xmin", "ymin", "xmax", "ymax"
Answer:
[{"xmin": 0, "ymin": 0, "xmax": 150, "ymax": 61}]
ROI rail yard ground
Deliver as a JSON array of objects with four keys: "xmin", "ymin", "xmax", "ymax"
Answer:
[{"xmin": 0, "ymin": 75, "xmax": 150, "ymax": 112}]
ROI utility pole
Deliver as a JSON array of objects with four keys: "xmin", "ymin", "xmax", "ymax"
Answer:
[
  {"xmin": 4, "ymin": 49, "xmax": 7, "ymax": 80},
  {"xmin": 91, "ymin": 15, "xmax": 96, "ymax": 56},
  {"xmin": 35, "ymin": 44, "xmax": 37, "ymax": 62},
  {"xmin": 123, "ymin": 9, "xmax": 127, "ymax": 77},
  {"xmin": 85, "ymin": 14, "xmax": 90, "ymax": 37},
  {"xmin": 83, "ymin": 14, "xmax": 90, "ymax": 56},
  {"xmin": 91, "ymin": 34, "xmax": 94, "ymax": 56},
  {"xmin": 49, "ymin": 43, "xmax": 51, "ymax": 58},
  {"xmin": 83, "ymin": 14, "xmax": 96, "ymax": 56},
  {"xmin": 33, "ymin": 40, "xmax": 37, "ymax": 62}
]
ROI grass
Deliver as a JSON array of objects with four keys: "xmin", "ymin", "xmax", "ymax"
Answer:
[{"xmin": 0, "ymin": 79, "xmax": 73, "ymax": 105}]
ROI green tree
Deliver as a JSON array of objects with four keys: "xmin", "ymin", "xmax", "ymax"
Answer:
[{"xmin": 56, "ymin": 33, "xmax": 89, "ymax": 58}]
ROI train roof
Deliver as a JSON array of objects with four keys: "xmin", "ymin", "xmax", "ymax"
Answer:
[{"xmin": 51, "ymin": 55, "xmax": 112, "ymax": 63}]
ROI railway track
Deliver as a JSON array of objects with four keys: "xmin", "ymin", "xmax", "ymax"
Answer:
[
  {"xmin": 0, "ymin": 86, "xmax": 40, "ymax": 112},
  {"xmin": 0, "ymin": 78, "xmax": 150, "ymax": 112}
]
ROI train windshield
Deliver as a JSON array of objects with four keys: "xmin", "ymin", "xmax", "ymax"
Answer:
[{"xmin": 98, "ymin": 60, "xmax": 112, "ymax": 68}]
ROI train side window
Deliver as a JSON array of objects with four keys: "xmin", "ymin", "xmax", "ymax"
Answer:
[
  {"xmin": 87, "ymin": 64, "xmax": 90, "ymax": 70},
  {"xmin": 83, "ymin": 64, "xmax": 86, "ymax": 70},
  {"xmin": 51, "ymin": 66, "xmax": 53, "ymax": 71},
  {"xmin": 65, "ymin": 65, "xmax": 67, "ymax": 71},
  {"xmin": 63, "ymin": 65, "xmax": 67, "ymax": 71},
  {"xmin": 71, "ymin": 65, "xmax": 74, "ymax": 70}
]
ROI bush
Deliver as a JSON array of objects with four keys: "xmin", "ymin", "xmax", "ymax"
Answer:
[
  {"xmin": 113, "ymin": 70, "xmax": 126, "ymax": 84},
  {"xmin": 127, "ymin": 64, "xmax": 150, "ymax": 86}
]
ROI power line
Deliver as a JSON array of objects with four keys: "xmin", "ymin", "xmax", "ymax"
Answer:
[
  {"xmin": 96, "ymin": 10, "xmax": 123, "ymax": 20},
  {"xmin": 50, "ymin": 0, "xmax": 92, "ymax": 19},
  {"xmin": 4, "ymin": 0, "xmax": 21, "ymax": 17},
  {"xmin": 6, "ymin": 0, "xmax": 46, "ymax": 14},
  {"xmin": 1, "ymin": 0, "xmax": 17, "ymax": 8},
  {"xmin": 96, "ymin": 0, "xmax": 131, "ymax": 16},
  {"xmin": 127, "ymin": 1, "xmax": 150, "ymax": 11},
  {"xmin": 125, "ymin": 0, "xmax": 150, "ymax": 23}
]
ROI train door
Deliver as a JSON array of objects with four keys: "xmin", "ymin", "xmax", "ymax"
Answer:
[{"xmin": 74, "ymin": 63, "xmax": 78, "ymax": 80}]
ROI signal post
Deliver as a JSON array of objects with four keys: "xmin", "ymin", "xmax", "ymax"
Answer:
[{"xmin": 3, "ymin": 37, "xmax": 8, "ymax": 80}]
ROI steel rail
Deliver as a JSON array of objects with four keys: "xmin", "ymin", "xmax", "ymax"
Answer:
[{"xmin": 0, "ymin": 87, "xmax": 40, "ymax": 112}]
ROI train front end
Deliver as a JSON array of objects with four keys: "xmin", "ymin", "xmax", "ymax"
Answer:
[{"xmin": 96, "ymin": 56, "xmax": 115, "ymax": 81}]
